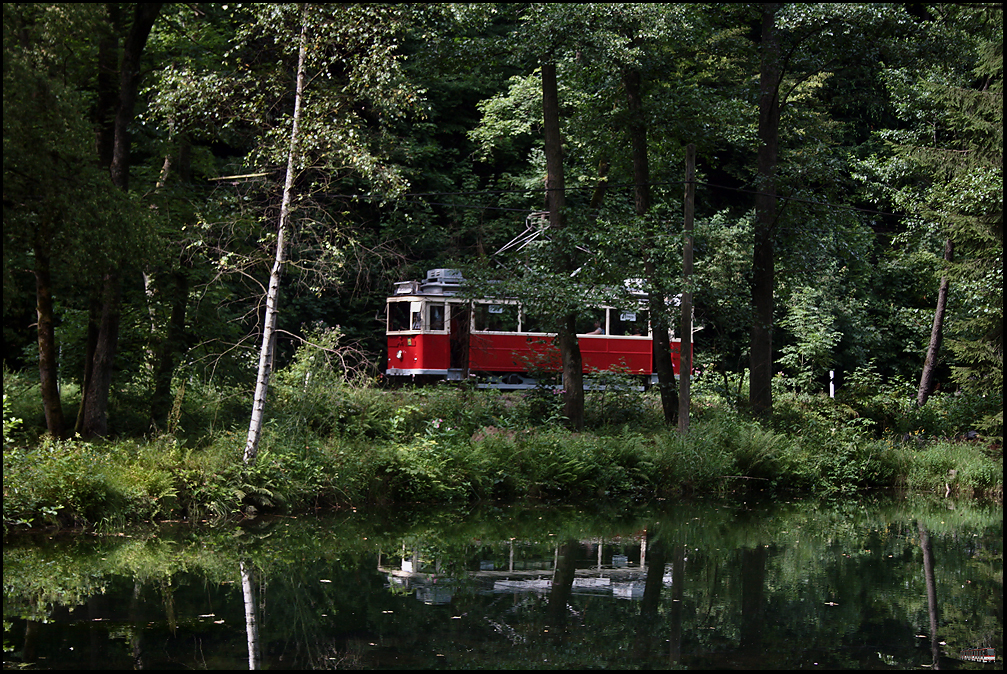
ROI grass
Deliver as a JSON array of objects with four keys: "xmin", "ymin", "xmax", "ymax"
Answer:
[{"xmin": 3, "ymin": 362, "xmax": 1002, "ymax": 529}]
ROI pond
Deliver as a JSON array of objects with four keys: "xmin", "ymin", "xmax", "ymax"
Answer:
[{"xmin": 3, "ymin": 494, "xmax": 1002, "ymax": 670}]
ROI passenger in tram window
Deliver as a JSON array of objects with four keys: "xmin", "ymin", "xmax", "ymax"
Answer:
[
  {"xmin": 587, "ymin": 321, "xmax": 605, "ymax": 335},
  {"xmin": 429, "ymin": 304, "xmax": 445, "ymax": 331},
  {"xmin": 412, "ymin": 311, "xmax": 422, "ymax": 330}
]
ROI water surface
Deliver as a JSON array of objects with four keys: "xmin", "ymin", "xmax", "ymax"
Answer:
[{"xmin": 3, "ymin": 494, "xmax": 1002, "ymax": 669}]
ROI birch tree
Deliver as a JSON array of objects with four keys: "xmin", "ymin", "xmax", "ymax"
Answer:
[
  {"xmin": 196, "ymin": 4, "xmax": 420, "ymax": 464},
  {"xmin": 243, "ymin": 6, "xmax": 309, "ymax": 465}
]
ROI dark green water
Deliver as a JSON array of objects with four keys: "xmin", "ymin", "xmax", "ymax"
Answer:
[{"xmin": 3, "ymin": 494, "xmax": 1002, "ymax": 670}]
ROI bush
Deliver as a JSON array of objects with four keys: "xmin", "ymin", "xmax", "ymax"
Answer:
[
  {"xmin": 905, "ymin": 441, "xmax": 1003, "ymax": 497},
  {"xmin": 2, "ymin": 437, "xmax": 172, "ymax": 527}
]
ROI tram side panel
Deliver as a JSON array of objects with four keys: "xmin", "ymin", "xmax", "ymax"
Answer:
[
  {"xmin": 469, "ymin": 333, "xmax": 552, "ymax": 373},
  {"xmin": 387, "ymin": 332, "xmax": 687, "ymax": 379},
  {"xmin": 386, "ymin": 333, "xmax": 451, "ymax": 376},
  {"xmin": 578, "ymin": 335, "xmax": 653, "ymax": 376}
]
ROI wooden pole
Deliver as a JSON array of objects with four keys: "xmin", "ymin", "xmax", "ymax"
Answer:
[{"xmin": 678, "ymin": 144, "xmax": 695, "ymax": 433}]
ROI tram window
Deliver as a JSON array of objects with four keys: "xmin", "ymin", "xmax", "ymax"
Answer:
[
  {"xmin": 428, "ymin": 303, "xmax": 445, "ymax": 331},
  {"xmin": 577, "ymin": 310, "xmax": 607, "ymax": 335},
  {"xmin": 475, "ymin": 303, "xmax": 518, "ymax": 332},
  {"xmin": 611, "ymin": 309, "xmax": 649, "ymax": 336},
  {"xmin": 521, "ymin": 309, "xmax": 550, "ymax": 334},
  {"xmin": 388, "ymin": 301, "xmax": 410, "ymax": 332}
]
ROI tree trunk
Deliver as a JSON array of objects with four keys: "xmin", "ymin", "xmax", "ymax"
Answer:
[
  {"xmin": 109, "ymin": 3, "xmax": 162, "ymax": 193},
  {"xmin": 82, "ymin": 271, "xmax": 122, "ymax": 439},
  {"xmin": 75, "ymin": 294, "xmax": 101, "ymax": 436},
  {"xmin": 679, "ymin": 144, "xmax": 696, "ymax": 432},
  {"xmin": 750, "ymin": 3, "xmax": 782, "ymax": 416},
  {"xmin": 80, "ymin": 3, "xmax": 162, "ymax": 439},
  {"xmin": 150, "ymin": 271, "xmax": 189, "ymax": 430},
  {"xmin": 546, "ymin": 539, "xmax": 579, "ymax": 630},
  {"xmin": 245, "ymin": 7, "xmax": 309, "ymax": 464},
  {"xmin": 149, "ymin": 137, "xmax": 193, "ymax": 431},
  {"xmin": 649, "ymin": 285, "xmax": 678, "ymax": 424},
  {"xmin": 624, "ymin": 65, "xmax": 678, "ymax": 425},
  {"xmin": 542, "ymin": 60, "xmax": 584, "ymax": 430},
  {"xmin": 917, "ymin": 239, "xmax": 954, "ymax": 406},
  {"xmin": 34, "ymin": 234, "xmax": 64, "ymax": 438}
]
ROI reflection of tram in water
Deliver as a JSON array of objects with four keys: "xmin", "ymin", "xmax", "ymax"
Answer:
[{"xmin": 385, "ymin": 269, "xmax": 688, "ymax": 388}]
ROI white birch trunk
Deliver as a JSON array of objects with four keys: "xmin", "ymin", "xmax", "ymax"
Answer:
[{"xmin": 244, "ymin": 6, "xmax": 309, "ymax": 465}]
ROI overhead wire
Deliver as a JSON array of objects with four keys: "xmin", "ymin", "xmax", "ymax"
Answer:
[{"xmin": 383, "ymin": 180, "xmax": 901, "ymax": 219}]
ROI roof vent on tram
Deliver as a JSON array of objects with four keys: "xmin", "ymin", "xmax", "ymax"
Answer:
[
  {"xmin": 426, "ymin": 269, "xmax": 464, "ymax": 282},
  {"xmin": 418, "ymin": 268, "xmax": 464, "ymax": 296}
]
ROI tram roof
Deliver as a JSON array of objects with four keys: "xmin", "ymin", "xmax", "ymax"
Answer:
[{"xmin": 392, "ymin": 269, "xmax": 658, "ymax": 302}]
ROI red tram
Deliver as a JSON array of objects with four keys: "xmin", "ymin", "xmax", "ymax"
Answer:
[
  {"xmin": 385, "ymin": 269, "xmax": 688, "ymax": 388},
  {"xmin": 959, "ymin": 647, "xmax": 996, "ymax": 663}
]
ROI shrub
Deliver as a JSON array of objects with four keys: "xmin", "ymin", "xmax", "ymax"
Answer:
[
  {"xmin": 4, "ymin": 437, "xmax": 120, "ymax": 526},
  {"xmin": 905, "ymin": 441, "xmax": 1003, "ymax": 497}
]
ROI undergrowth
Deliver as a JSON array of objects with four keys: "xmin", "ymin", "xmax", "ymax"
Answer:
[{"xmin": 3, "ymin": 359, "xmax": 1001, "ymax": 529}]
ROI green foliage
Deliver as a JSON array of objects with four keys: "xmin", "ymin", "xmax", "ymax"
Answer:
[
  {"xmin": 858, "ymin": 4, "xmax": 1003, "ymax": 437},
  {"xmin": 2, "ymin": 393, "xmax": 22, "ymax": 449},
  {"xmin": 583, "ymin": 369, "xmax": 656, "ymax": 429},
  {"xmin": 5, "ymin": 379, "xmax": 1003, "ymax": 529},
  {"xmin": 2, "ymin": 436, "xmax": 183, "ymax": 528},
  {"xmin": 905, "ymin": 441, "xmax": 1004, "ymax": 498},
  {"xmin": 778, "ymin": 282, "xmax": 843, "ymax": 393},
  {"xmin": 838, "ymin": 375, "xmax": 999, "ymax": 443},
  {"xmin": 2, "ymin": 4, "xmax": 1003, "ymax": 521}
]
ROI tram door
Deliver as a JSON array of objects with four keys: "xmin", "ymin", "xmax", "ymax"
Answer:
[{"xmin": 449, "ymin": 303, "xmax": 470, "ymax": 374}]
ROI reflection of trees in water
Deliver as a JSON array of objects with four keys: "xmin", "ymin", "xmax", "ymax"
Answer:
[
  {"xmin": 546, "ymin": 539, "xmax": 579, "ymax": 631},
  {"xmin": 918, "ymin": 521, "xmax": 942, "ymax": 669},
  {"xmin": 240, "ymin": 561, "xmax": 261, "ymax": 670},
  {"xmin": 632, "ymin": 528, "xmax": 686, "ymax": 668},
  {"xmin": 2, "ymin": 501, "xmax": 1001, "ymax": 669},
  {"xmin": 740, "ymin": 544, "xmax": 768, "ymax": 653}
]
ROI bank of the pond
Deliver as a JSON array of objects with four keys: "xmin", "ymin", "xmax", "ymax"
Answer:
[{"xmin": 3, "ymin": 401, "xmax": 1002, "ymax": 529}]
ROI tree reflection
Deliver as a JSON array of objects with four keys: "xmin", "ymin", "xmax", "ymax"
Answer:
[
  {"xmin": 129, "ymin": 581, "xmax": 145, "ymax": 669},
  {"xmin": 1, "ymin": 499, "xmax": 1001, "ymax": 669},
  {"xmin": 546, "ymin": 539, "xmax": 579, "ymax": 632},
  {"xmin": 240, "ymin": 561, "xmax": 262, "ymax": 670},
  {"xmin": 740, "ymin": 544, "xmax": 768, "ymax": 653},
  {"xmin": 668, "ymin": 542, "xmax": 685, "ymax": 666},
  {"xmin": 918, "ymin": 521, "xmax": 941, "ymax": 669}
]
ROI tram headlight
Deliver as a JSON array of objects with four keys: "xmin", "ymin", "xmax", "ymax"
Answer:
[{"xmin": 396, "ymin": 350, "xmax": 403, "ymax": 360}]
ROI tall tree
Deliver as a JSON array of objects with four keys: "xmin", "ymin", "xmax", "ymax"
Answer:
[
  {"xmin": 615, "ymin": 10, "xmax": 682, "ymax": 426},
  {"xmin": 740, "ymin": 3, "xmax": 914, "ymax": 414},
  {"xmin": 3, "ymin": 5, "xmax": 86, "ymax": 437},
  {"xmin": 244, "ymin": 4, "xmax": 308, "ymax": 465},
  {"xmin": 541, "ymin": 59, "xmax": 586, "ymax": 430},
  {"xmin": 78, "ymin": 2, "xmax": 162, "ymax": 438},
  {"xmin": 173, "ymin": 4, "xmax": 419, "ymax": 461},
  {"xmin": 749, "ymin": 3, "xmax": 782, "ymax": 415}
]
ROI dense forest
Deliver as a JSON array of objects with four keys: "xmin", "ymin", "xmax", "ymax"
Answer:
[{"xmin": 2, "ymin": 4, "xmax": 1002, "ymax": 520}]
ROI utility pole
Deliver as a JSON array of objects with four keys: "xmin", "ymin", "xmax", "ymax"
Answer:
[{"xmin": 678, "ymin": 144, "xmax": 695, "ymax": 433}]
